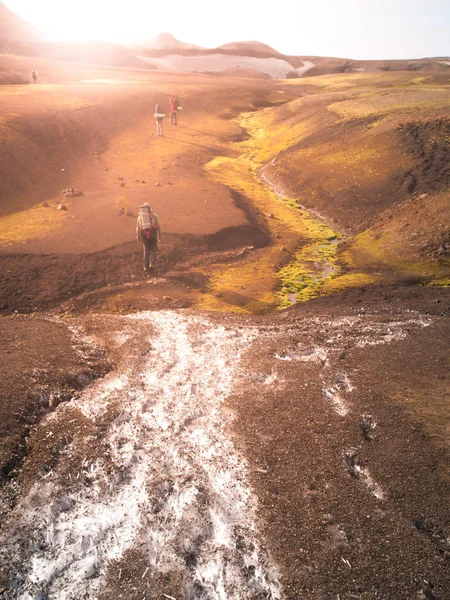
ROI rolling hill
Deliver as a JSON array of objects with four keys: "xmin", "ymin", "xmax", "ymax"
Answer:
[{"xmin": 0, "ymin": 0, "xmax": 49, "ymax": 42}]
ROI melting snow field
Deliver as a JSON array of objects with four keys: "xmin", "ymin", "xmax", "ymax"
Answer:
[
  {"xmin": 1, "ymin": 311, "xmax": 281, "ymax": 600},
  {"xmin": 0, "ymin": 309, "xmax": 433, "ymax": 598}
]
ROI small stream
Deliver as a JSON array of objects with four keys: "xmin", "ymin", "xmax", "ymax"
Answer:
[{"xmin": 260, "ymin": 163, "xmax": 345, "ymax": 306}]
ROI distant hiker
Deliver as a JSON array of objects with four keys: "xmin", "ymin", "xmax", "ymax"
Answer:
[
  {"xmin": 169, "ymin": 96, "xmax": 179, "ymax": 125},
  {"xmin": 154, "ymin": 104, "xmax": 165, "ymax": 136},
  {"xmin": 31, "ymin": 70, "xmax": 38, "ymax": 84},
  {"xmin": 136, "ymin": 202, "xmax": 161, "ymax": 271}
]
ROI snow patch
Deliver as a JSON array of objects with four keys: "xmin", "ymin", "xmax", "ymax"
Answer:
[
  {"xmin": 322, "ymin": 386, "xmax": 349, "ymax": 417},
  {"xmin": 1, "ymin": 311, "xmax": 281, "ymax": 600}
]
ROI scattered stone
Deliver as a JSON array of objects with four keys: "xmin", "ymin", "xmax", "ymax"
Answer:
[
  {"xmin": 41, "ymin": 201, "xmax": 49, "ymax": 208},
  {"xmin": 163, "ymin": 296, "xmax": 171, "ymax": 301},
  {"xmin": 361, "ymin": 414, "xmax": 377, "ymax": 441},
  {"xmin": 103, "ymin": 167, "xmax": 109, "ymax": 172},
  {"xmin": 281, "ymin": 246, "xmax": 287, "ymax": 251},
  {"xmin": 172, "ymin": 161, "xmax": 178, "ymax": 166},
  {"xmin": 134, "ymin": 178, "xmax": 141, "ymax": 183},
  {"xmin": 120, "ymin": 182, "xmax": 126, "ymax": 188},
  {"xmin": 344, "ymin": 448, "xmax": 360, "ymax": 479},
  {"xmin": 267, "ymin": 213, "xmax": 275, "ymax": 218},
  {"xmin": 61, "ymin": 168, "xmax": 65, "ymax": 172},
  {"xmin": 167, "ymin": 181, "xmax": 173, "ymax": 185},
  {"xmin": 419, "ymin": 193, "xmax": 429, "ymax": 199},
  {"xmin": 118, "ymin": 175, "xmax": 125, "ymax": 181},
  {"xmin": 61, "ymin": 188, "xmax": 83, "ymax": 198},
  {"xmin": 141, "ymin": 180, "xmax": 147, "ymax": 184},
  {"xmin": 69, "ymin": 215, "xmax": 75, "ymax": 219},
  {"xmin": 154, "ymin": 182, "xmax": 161, "ymax": 187},
  {"xmin": 119, "ymin": 207, "xmax": 125, "ymax": 215},
  {"xmin": 57, "ymin": 204, "xmax": 68, "ymax": 211},
  {"xmin": 126, "ymin": 210, "xmax": 134, "ymax": 217}
]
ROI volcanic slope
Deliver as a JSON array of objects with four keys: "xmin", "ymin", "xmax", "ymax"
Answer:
[
  {"xmin": 0, "ymin": 58, "xmax": 449, "ymax": 600},
  {"xmin": 242, "ymin": 71, "xmax": 450, "ymax": 302},
  {"xmin": 0, "ymin": 0, "xmax": 48, "ymax": 42}
]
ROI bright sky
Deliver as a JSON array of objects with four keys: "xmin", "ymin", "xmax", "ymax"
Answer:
[{"xmin": 4, "ymin": 0, "xmax": 450, "ymax": 59}]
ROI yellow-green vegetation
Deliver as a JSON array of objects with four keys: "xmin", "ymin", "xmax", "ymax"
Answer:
[
  {"xmin": 196, "ymin": 71, "xmax": 450, "ymax": 312},
  {"xmin": 195, "ymin": 111, "xmax": 343, "ymax": 313},
  {"xmin": 0, "ymin": 204, "xmax": 66, "ymax": 246},
  {"xmin": 342, "ymin": 193, "xmax": 450, "ymax": 284},
  {"xmin": 327, "ymin": 91, "xmax": 450, "ymax": 123}
]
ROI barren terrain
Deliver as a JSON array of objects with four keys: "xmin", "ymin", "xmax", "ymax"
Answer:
[{"xmin": 0, "ymin": 52, "xmax": 449, "ymax": 600}]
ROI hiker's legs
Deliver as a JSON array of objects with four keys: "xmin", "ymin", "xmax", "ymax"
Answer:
[
  {"xmin": 170, "ymin": 111, "xmax": 177, "ymax": 125},
  {"xmin": 143, "ymin": 239, "xmax": 157, "ymax": 269},
  {"xmin": 143, "ymin": 242, "xmax": 151, "ymax": 270},
  {"xmin": 149, "ymin": 238, "xmax": 158, "ymax": 267},
  {"xmin": 156, "ymin": 119, "xmax": 163, "ymax": 136}
]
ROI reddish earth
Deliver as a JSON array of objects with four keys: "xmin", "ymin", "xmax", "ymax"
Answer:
[{"xmin": 0, "ymin": 53, "xmax": 449, "ymax": 600}]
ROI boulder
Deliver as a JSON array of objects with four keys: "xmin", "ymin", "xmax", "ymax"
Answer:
[{"xmin": 57, "ymin": 204, "xmax": 68, "ymax": 211}]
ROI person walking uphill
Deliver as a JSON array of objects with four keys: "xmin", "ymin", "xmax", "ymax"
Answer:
[
  {"xmin": 154, "ymin": 104, "xmax": 165, "ymax": 136},
  {"xmin": 136, "ymin": 203, "xmax": 161, "ymax": 272},
  {"xmin": 169, "ymin": 96, "xmax": 178, "ymax": 125}
]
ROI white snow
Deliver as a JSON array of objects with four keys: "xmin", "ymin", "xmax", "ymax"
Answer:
[
  {"xmin": 1, "ymin": 311, "xmax": 281, "ymax": 600},
  {"xmin": 139, "ymin": 54, "xmax": 314, "ymax": 79}
]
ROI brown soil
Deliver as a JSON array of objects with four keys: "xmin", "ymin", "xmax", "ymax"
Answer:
[
  {"xmin": 230, "ymin": 288, "xmax": 450, "ymax": 599},
  {"xmin": 0, "ymin": 315, "xmax": 109, "ymax": 497},
  {"xmin": 398, "ymin": 118, "xmax": 450, "ymax": 195},
  {"xmin": 1, "ymin": 56, "xmax": 449, "ymax": 600}
]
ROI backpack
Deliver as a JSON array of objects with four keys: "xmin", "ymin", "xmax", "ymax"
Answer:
[{"xmin": 139, "ymin": 206, "xmax": 158, "ymax": 240}]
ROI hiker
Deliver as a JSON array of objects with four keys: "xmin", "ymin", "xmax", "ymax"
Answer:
[
  {"xmin": 169, "ymin": 96, "xmax": 179, "ymax": 125},
  {"xmin": 31, "ymin": 70, "xmax": 38, "ymax": 84},
  {"xmin": 154, "ymin": 104, "xmax": 165, "ymax": 136},
  {"xmin": 136, "ymin": 202, "xmax": 161, "ymax": 271}
]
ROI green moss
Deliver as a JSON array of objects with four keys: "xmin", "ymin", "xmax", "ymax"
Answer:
[{"xmin": 201, "ymin": 116, "xmax": 344, "ymax": 312}]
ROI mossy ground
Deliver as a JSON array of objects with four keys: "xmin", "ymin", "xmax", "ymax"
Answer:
[{"xmin": 195, "ymin": 110, "xmax": 344, "ymax": 313}]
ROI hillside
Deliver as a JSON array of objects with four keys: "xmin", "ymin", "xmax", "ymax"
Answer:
[
  {"xmin": 139, "ymin": 32, "xmax": 202, "ymax": 50},
  {"xmin": 0, "ymin": 55, "xmax": 449, "ymax": 600},
  {"xmin": 217, "ymin": 40, "xmax": 284, "ymax": 58},
  {"xmin": 0, "ymin": 1, "xmax": 49, "ymax": 42}
]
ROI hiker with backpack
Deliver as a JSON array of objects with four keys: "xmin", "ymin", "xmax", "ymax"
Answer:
[
  {"xmin": 154, "ymin": 104, "xmax": 165, "ymax": 136},
  {"xmin": 169, "ymin": 96, "xmax": 180, "ymax": 125},
  {"xmin": 136, "ymin": 203, "xmax": 161, "ymax": 271}
]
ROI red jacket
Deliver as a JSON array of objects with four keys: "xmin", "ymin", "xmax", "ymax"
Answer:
[{"xmin": 169, "ymin": 99, "xmax": 177, "ymax": 113}]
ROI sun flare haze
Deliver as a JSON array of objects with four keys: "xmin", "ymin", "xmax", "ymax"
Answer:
[
  {"xmin": 1, "ymin": 0, "xmax": 450, "ymax": 594},
  {"xmin": 2, "ymin": 0, "xmax": 450, "ymax": 58}
]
